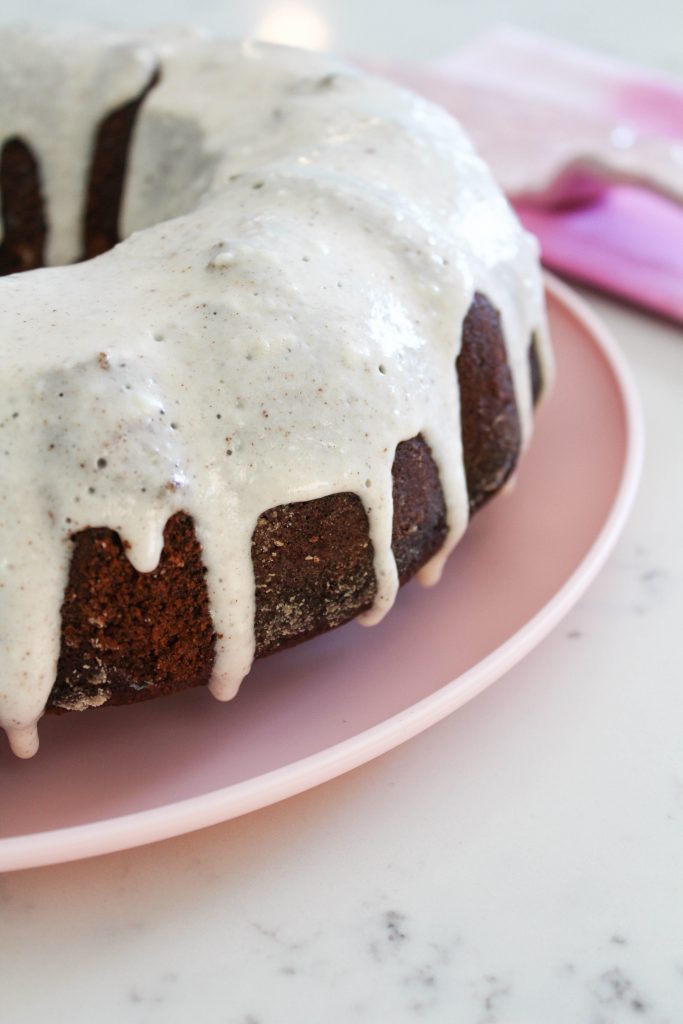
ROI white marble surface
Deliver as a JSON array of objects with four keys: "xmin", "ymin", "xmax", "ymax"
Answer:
[{"xmin": 1, "ymin": 2, "xmax": 683, "ymax": 1021}]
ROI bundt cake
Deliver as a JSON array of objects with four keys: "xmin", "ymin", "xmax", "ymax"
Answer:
[{"xmin": 0, "ymin": 28, "xmax": 553, "ymax": 758}]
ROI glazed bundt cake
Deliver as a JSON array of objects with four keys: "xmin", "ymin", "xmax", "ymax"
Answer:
[{"xmin": 0, "ymin": 28, "xmax": 552, "ymax": 757}]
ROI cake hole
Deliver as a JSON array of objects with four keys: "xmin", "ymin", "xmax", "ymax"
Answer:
[
  {"xmin": 96, "ymin": 457, "xmax": 107, "ymax": 469},
  {"xmin": 378, "ymin": 364, "xmax": 386, "ymax": 375},
  {"xmin": 0, "ymin": 70, "xmax": 230, "ymax": 278},
  {"xmin": 153, "ymin": 332, "xmax": 165, "ymax": 343}
]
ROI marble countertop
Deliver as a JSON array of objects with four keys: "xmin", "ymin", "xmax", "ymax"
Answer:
[{"xmin": 1, "ymin": 2, "xmax": 682, "ymax": 1021}]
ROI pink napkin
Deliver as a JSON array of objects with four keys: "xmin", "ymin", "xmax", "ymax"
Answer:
[{"xmin": 376, "ymin": 28, "xmax": 683, "ymax": 323}]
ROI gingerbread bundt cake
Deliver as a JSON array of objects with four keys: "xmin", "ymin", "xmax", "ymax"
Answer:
[{"xmin": 0, "ymin": 29, "xmax": 552, "ymax": 757}]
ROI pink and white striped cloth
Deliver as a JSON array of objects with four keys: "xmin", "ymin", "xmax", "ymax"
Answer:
[{"xmin": 375, "ymin": 28, "xmax": 683, "ymax": 323}]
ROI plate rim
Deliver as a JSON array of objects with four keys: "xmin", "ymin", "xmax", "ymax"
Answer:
[{"xmin": 0, "ymin": 275, "xmax": 645, "ymax": 872}]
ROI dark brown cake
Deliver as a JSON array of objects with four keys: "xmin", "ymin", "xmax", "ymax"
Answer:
[
  {"xmin": 0, "ymin": 137, "xmax": 46, "ymax": 275},
  {"xmin": 0, "ymin": 83, "xmax": 543, "ymax": 716}
]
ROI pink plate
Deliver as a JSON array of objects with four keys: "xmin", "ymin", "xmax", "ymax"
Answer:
[{"xmin": 0, "ymin": 277, "xmax": 643, "ymax": 872}]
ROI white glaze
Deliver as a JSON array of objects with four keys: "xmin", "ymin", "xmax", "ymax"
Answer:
[{"xmin": 0, "ymin": 31, "xmax": 551, "ymax": 756}]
